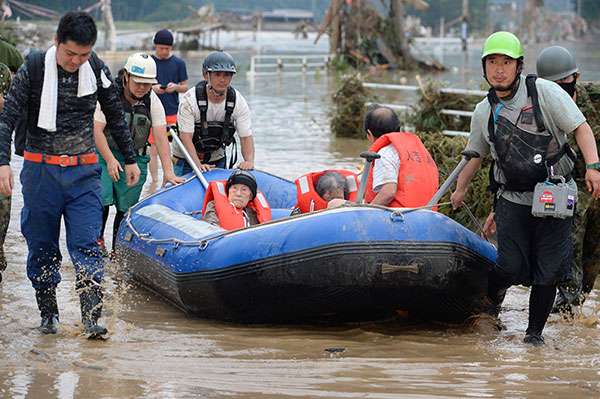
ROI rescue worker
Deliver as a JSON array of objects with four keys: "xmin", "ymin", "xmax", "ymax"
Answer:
[
  {"xmin": 0, "ymin": 12, "xmax": 140, "ymax": 338},
  {"xmin": 0, "ymin": 62, "xmax": 11, "ymax": 283},
  {"xmin": 150, "ymin": 29, "xmax": 188, "ymax": 184},
  {"xmin": 0, "ymin": 36, "xmax": 22, "ymax": 284},
  {"xmin": 536, "ymin": 46, "xmax": 600, "ymax": 313},
  {"xmin": 174, "ymin": 51, "xmax": 254, "ymax": 175},
  {"xmin": 293, "ymin": 170, "xmax": 359, "ymax": 214},
  {"xmin": 450, "ymin": 32, "xmax": 600, "ymax": 346},
  {"xmin": 362, "ymin": 106, "xmax": 439, "ymax": 208},
  {"xmin": 94, "ymin": 53, "xmax": 184, "ymax": 253},
  {"xmin": 202, "ymin": 169, "xmax": 271, "ymax": 229}
]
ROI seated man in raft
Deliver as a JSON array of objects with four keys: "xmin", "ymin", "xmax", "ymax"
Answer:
[
  {"xmin": 202, "ymin": 169, "xmax": 271, "ymax": 229},
  {"xmin": 330, "ymin": 106, "xmax": 439, "ymax": 208},
  {"xmin": 292, "ymin": 170, "xmax": 359, "ymax": 214}
]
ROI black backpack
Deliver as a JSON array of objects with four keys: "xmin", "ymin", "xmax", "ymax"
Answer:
[{"xmin": 14, "ymin": 50, "xmax": 104, "ymax": 156}]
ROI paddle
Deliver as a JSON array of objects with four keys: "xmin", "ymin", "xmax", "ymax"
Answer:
[
  {"xmin": 356, "ymin": 151, "xmax": 381, "ymax": 204},
  {"xmin": 170, "ymin": 127, "xmax": 209, "ymax": 189},
  {"xmin": 427, "ymin": 150, "xmax": 480, "ymax": 207}
]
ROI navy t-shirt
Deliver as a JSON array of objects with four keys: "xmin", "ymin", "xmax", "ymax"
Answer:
[{"xmin": 152, "ymin": 55, "xmax": 188, "ymax": 116}]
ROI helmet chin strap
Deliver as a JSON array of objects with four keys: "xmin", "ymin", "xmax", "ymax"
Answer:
[
  {"xmin": 482, "ymin": 57, "xmax": 523, "ymax": 96},
  {"xmin": 207, "ymin": 73, "xmax": 226, "ymax": 98},
  {"xmin": 124, "ymin": 74, "xmax": 145, "ymax": 102}
]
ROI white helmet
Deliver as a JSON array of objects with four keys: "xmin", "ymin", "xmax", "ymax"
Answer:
[{"xmin": 124, "ymin": 52, "xmax": 158, "ymax": 84}]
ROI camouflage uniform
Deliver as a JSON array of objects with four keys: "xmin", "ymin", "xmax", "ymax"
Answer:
[
  {"xmin": 555, "ymin": 82, "xmax": 600, "ymax": 308},
  {"xmin": 0, "ymin": 62, "xmax": 11, "ymax": 279}
]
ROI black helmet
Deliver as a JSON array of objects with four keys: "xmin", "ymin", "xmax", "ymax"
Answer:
[
  {"xmin": 226, "ymin": 170, "xmax": 257, "ymax": 199},
  {"xmin": 202, "ymin": 51, "xmax": 237, "ymax": 74}
]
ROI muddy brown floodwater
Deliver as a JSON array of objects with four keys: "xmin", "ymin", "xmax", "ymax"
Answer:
[{"xmin": 1, "ymin": 46, "xmax": 600, "ymax": 398}]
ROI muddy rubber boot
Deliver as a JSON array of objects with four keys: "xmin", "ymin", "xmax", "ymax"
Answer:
[
  {"xmin": 523, "ymin": 333, "xmax": 545, "ymax": 346},
  {"xmin": 0, "ymin": 248, "xmax": 5, "ymax": 284},
  {"xmin": 486, "ymin": 270, "xmax": 510, "ymax": 316},
  {"xmin": 524, "ymin": 285, "xmax": 557, "ymax": 347},
  {"xmin": 78, "ymin": 281, "xmax": 108, "ymax": 339},
  {"xmin": 35, "ymin": 287, "xmax": 59, "ymax": 334},
  {"xmin": 551, "ymin": 285, "xmax": 582, "ymax": 316}
]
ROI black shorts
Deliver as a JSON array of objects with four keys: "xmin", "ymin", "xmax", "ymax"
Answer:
[{"xmin": 495, "ymin": 197, "xmax": 572, "ymax": 286}]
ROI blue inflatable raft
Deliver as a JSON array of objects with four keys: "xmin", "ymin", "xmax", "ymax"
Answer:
[{"xmin": 115, "ymin": 169, "xmax": 497, "ymax": 323}]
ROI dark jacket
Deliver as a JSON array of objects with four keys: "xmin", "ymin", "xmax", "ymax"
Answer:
[{"xmin": 0, "ymin": 56, "xmax": 136, "ymax": 165}]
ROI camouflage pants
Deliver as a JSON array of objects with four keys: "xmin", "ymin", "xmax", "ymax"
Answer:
[
  {"xmin": 0, "ymin": 195, "xmax": 10, "ymax": 272},
  {"xmin": 557, "ymin": 187, "xmax": 600, "ymax": 304}
]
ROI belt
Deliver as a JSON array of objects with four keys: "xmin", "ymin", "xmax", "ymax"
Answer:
[{"xmin": 24, "ymin": 151, "xmax": 98, "ymax": 167}]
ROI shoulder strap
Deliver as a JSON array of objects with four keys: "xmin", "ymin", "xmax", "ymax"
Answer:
[
  {"xmin": 526, "ymin": 74, "xmax": 576, "ymax": 165},
  {"xmin": 26, "ymin": 50, "xmax": 45, "ymax": 98},
  {"xmin": 195, "ymin": 80, "xmax": 209, "ymax": 136},
  {"xmin": 224, "ymin": 86, "xmax": 236, "ymax": 123},
  {"xmin": 525, "ymin": 74, "xmax": 545, "ymax": 132},
  {"xmin": 88, "ymin": 51, "xmax": 104, "ymax": 80},
  {"xmin": 486, "ymin": 88, "xmax": 500, "ymax": 143},
  {"xmin": 142, "ymin": 92, "xmax": 152, "ymax": 123},
  {"xmin": 221, "ymin": 86, "xmax": 236, "ymax": 147}
]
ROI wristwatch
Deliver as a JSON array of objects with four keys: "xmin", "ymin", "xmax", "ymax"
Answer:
[{"xmin": 585, "ymin": 162, "xmax": 600, "ymax": 170}]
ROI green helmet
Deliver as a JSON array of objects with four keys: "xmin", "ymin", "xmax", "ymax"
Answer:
[
  {"xmin": 536, "ymin": 46, "xmax": 578, "ymax": 81},
  {"xmin": 482, "ymin": 31, "xmax": 524, "ymax": 60}
]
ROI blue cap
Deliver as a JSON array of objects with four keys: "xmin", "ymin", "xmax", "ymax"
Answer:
[{"xmin": 153, "ymin": 29, "xmax": 173, "ymax": 46}]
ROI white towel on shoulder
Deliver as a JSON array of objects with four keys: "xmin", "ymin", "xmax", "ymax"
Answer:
[{"xmin": 37, "ymin": 45, "xmax": 99, "ymax": 132}]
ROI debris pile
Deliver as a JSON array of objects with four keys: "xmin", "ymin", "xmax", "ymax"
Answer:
[
  {"xmin": 409, "ymin": 78, "xmax": 481, "ymax": 133},
  {"xmin": 330, "ymin": 74, "xmax": 372, "ymax": 139}
]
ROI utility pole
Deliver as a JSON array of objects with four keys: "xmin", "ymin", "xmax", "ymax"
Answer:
[
  {"xmin": 101, "ymin": 0, "xmax": 116, "ymax": 52},
  {"xmin": 461, "ymin": 0, "xmax": 469, "ymax": 52}
]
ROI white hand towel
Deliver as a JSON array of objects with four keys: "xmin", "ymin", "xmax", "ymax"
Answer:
[{"xmin": 37, "ymin": 46, "xmax": 99, "ymax": 132}]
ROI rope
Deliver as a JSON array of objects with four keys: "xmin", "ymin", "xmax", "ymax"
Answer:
[{"xmin": 390, "ymin": 201, "xmax": 452, "ymax": 216}]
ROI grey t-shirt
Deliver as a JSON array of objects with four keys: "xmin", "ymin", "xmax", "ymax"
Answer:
[{"xmin": 466, "ymin": 76, "xmax": 585, "ymax": 205}]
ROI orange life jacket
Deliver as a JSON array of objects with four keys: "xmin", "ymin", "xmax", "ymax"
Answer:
[
  {"xmin": 202, "ymin": 180, "xmax": 272, "ymax": 230},
  {"xmin": 294, "ymin": 170, "xmax": 360, "ymax": 213},
  {"xmin": 365, "ymin": 132, "xmax": 439, "ymax": 208}
]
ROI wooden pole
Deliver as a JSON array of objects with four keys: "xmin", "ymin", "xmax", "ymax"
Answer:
[
  {"xmin": 330, "ymin": 0, "xmax": 342, "ymax": 55},
  {"xmin": 390, "ymin": 0, "xmax": 416, "ymax": 69},
  {"xmin": 101, "ymin": 0, "xmax": 116, "ymax": 51},
  {"xmin": 461, "ymin": 0, "xmax": 469, "ymax": 51}
]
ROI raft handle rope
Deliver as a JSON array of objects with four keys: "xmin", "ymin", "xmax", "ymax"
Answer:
[
  {"xmin": 390, "ymin": 201, "xmax": 452, "ymax": 219},
  {"xmin": 462, "ymin": 202, "xmax": 490, "ymax": 241},
  {"xmin": 124, "ymin": 216, "xmax": 222, "ymax": 247}
]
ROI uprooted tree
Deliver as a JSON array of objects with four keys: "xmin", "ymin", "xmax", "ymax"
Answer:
[{"xmin": 316, "ymin": 0, "xmax": 440, "ymax": 70}]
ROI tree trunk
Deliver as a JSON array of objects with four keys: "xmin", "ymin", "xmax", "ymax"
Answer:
[
  {"xmin": 388, "ymin": 0, "xmax": 417, "ymax": 69},
  {"xmin": 101, "ymin": 0, "xmax": 117, "ymax": 52},
  {"xmin": 329, "ymin": 0, "xmax": 342, "ymax": 55}
]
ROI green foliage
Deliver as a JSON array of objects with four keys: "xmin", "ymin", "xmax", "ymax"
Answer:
[
  {"xmin": 409, "ymin": 79, "xmax": 480, "ymax": 133},
  {"xmin": 417, "ymin": 131, "xmax": 492, "ymax": 229},
  {"xmin": 330, "ymin": 74, "xmax": 371, "ymax": 138}
]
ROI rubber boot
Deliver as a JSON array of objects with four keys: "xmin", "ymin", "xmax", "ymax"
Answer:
[
  {"xmin": 77, "ymin": 280, "xmax": 108, "ymax": 339},
  {"xmin": 35, "ymin": 287, "xmax": 59, "ymax": 334},
  {"xmin": 524, "ymin": 285, "xmax": 557, "ymax": 347},
  {"xmin": 486, "ymin": 269, "xmax": 510, "ymax": 316}
]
